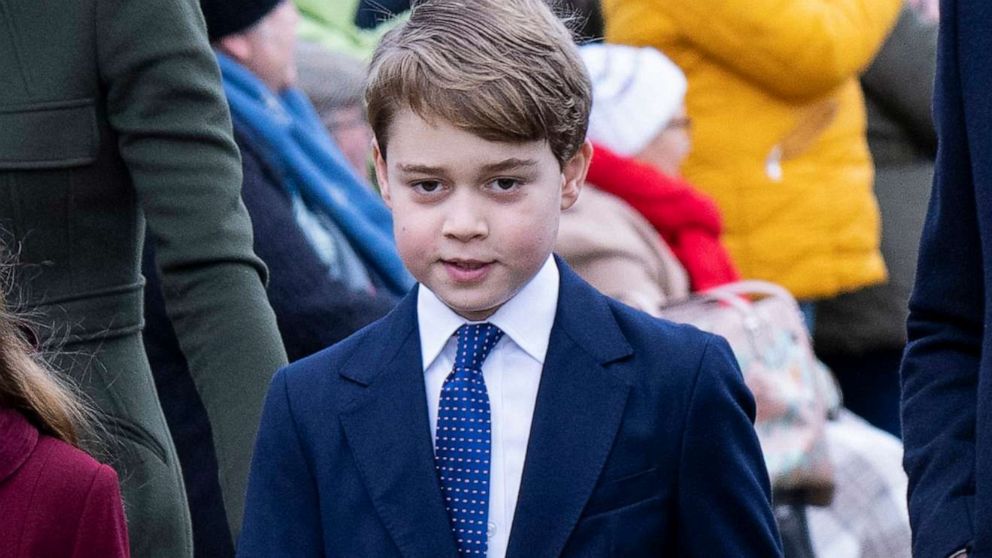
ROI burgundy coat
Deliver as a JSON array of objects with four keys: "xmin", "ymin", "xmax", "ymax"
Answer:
[{"xmin": 0, "ymin": 407, "xmax": 129, "ymax": 558}]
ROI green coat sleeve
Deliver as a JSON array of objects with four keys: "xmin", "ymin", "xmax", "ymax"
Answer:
[{"xmin": 95, "ymin": 0, "xmax": 289, "ymax": 538}]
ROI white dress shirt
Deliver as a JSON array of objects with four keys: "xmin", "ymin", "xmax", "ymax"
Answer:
[{"xmin": 418, "ymin": 256, "xmax": 560, "ymax": 558}]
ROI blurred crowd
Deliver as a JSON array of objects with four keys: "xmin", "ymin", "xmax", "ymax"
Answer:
[{"xmin": 0, "ymin": 0, "xmax": 941, "ymax": 556}]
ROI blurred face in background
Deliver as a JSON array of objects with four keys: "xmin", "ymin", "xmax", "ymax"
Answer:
[
  {"xmin": 634, "ymin": 104, "xmax": 692, "ymax": 177},
  {"xmin": 219, "ymin": 0, "xmax": 299, "ymax": 92},
  {"xmin": 323, "ymin": 104, "xmax": 374, "ymax": 177}
]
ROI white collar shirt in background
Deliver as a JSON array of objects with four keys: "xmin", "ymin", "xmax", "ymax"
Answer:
[{"xmin": 418, "ymin": 256, "xmax": 560, "ymax": 558}]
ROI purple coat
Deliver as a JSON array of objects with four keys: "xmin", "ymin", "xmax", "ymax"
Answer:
[{"xmin": 0, "ymin": 407, "xmax": 129, "ymax": 558}]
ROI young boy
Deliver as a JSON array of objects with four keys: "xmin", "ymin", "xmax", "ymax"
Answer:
[{"xmin": 238, "ymin": 1, "xmax": 783, "ymax": 556}]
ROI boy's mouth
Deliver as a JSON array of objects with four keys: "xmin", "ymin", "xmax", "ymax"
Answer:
[
  {"xmin": 444, "ymin": 259, "xmax": 488, "ymax": 270},
  {"xmin": 442, "ymin": 259, "xmax": 492, "ymax": 282}
]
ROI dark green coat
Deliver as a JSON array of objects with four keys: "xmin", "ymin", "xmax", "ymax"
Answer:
[{"xmin": 0, "ymin": 0, "xmax": 288, "ymax": 555}]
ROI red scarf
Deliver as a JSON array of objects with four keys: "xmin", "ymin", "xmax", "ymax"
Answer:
[{"xmin": 586, "ymin": 143, "xmax": 740, "ymax": 291}]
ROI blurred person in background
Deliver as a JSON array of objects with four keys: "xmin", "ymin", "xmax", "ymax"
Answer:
[
  {"xmin": 576, "ymin": 43, "xmax": 740, "ymax": 295},
  {"xmin": 296, "ymin": 41, "xmax": 374, "ymax": 178},
  {"xmin": 603, "ymin": 0, "xmax": 901, "ymax": 334},
  {"xmin": 556, "ymin": 43, "xmax": 742, "ymax": 315},
  {"xmin": 814, "ymin": 5, "xmax": 938, "ymax": 438},
  {"xmin": 142, "ymin": 1, "xmax": 404, "ymax": 554},
  {"xmin": 201, "ymin": 0, "xmax": 410, "ymax": 315},
  {"xmin": 0, "ymin": 0, "xmax": 289, "ymax": 555},
  {"xmin": 294, "ymin": 0, "xmax": 407, "ymax": 59}
]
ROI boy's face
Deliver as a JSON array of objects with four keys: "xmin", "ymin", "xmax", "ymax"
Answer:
[{"xmin": 375, "ymin": 109, "xmax": 591, "ymax": 321}]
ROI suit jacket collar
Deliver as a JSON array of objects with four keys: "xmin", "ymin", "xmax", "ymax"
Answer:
[
  {"xmin": 338, "ymin": 289, "xmax": 459, "ymax": 557},
  {"xmin": 504, "ymin": 257, "xmax": 634, "ymax": 558},
  {"xmin": 338, "ymin": 257, "xmax": 634, "ymax": 557},
  {"xmin": 417, "ymin": 255, "xmax": 561, "ymax": 370}
]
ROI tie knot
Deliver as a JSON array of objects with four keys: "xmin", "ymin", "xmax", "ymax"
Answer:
[{"xmin": 454, "ymin": 323, "xmax": 504, "ymax": 371}]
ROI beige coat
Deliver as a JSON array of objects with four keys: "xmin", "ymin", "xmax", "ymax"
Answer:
[{"xmin": 556, "ymin": 186, "xmax": 689, "ymax": 315}]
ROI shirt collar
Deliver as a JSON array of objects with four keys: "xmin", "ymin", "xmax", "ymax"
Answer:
[{"xmin": 417, "ymin": 256, "xmax": 560, "ymax": 371}]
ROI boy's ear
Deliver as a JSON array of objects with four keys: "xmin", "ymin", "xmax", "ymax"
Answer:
[
  {"xmin": 372, "ymin": 139, "xmax": 392, "ymax": 208},
  {"xmin": 216, "ymin": 34, "xmax": 253, "ymax": 64},
  {"xmin": 560, "ymin": 140, "xmax": 593, "ymax": 211}
]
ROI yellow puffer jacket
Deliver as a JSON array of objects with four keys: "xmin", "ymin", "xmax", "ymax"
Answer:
[{"xmin": 603, "ymin": 0, "xmax": 900, "ymax": 299}]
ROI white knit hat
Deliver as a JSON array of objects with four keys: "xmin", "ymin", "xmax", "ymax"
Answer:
[{"xmin": 580, "ymin": 43, "xmax": 688, "ymax": 157}]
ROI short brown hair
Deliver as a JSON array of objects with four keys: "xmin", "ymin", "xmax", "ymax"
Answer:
[{"xmin": 365, "ymin": 0, "xmax": 591, "ymax": 167}]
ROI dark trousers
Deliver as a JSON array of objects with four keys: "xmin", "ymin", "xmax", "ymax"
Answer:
[{"xmin": 821, "ymin": 348, "xmax": 903, "ymax": 438}]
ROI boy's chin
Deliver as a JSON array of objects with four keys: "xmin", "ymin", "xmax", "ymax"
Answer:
[
  {"xmin": 434, "ymin": 289, "xmax": 512, "ymax": 322},
  {"xmin": 443, "ymin": 299, "xmax": 502, "ymax": 322}
]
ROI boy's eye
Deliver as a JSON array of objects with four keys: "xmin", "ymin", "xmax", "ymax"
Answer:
[
  {"xmin": 413, "ymin": 180, "xmax": 443, "ymax": 193},
  {"xmin": 489, "ymin": 178, "xmax": 521, "ymax": 191}
]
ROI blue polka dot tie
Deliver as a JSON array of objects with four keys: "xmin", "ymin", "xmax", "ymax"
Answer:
[{"xmin": 435, "ymin": 323, "xmax": 504, "ymax": 557}]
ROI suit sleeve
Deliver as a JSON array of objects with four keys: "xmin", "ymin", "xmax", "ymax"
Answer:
[
  {"xmin": 677, "ymin": 336, "xmax": 783, "ymax": 557},
  {"xmin": 72, "ymin": 465, "xmax": 130, "ymax": 558},
  {"xmin": 900, "ymin": 1, "xmax": 980, "ymax": 555},
  {"xmin": 615, "ymin": 0, "xmax": 900, "ymax": 100},
  {"xmin": 94, "ymin": 0, "xmax": 288, "ymax": 539},
  {"xmin": 239, "ymin": 369, "xmax": 324, "ymax": 557}
]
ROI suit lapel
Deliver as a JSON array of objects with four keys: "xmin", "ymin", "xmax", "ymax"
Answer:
[
  {"xmin": 339, "ymin": 288, "xmax": 459, "ymax": 558},
  {"xmin": 506, "ymin": 260, "xmax": 634, "ymax": 558}
]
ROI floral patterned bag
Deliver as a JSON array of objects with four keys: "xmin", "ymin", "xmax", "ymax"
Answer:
[{"xmin": 658, "ymin": 280, "xmax": 839, "ymax": 505}]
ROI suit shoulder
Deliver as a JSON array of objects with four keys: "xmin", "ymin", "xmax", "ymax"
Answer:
[
  {"xmin": 598, "ymin": 298, "xmax": 750, "ymax": 424},
  {"xmin": 282, "ymin": 316, "xmax": 383, "ymax": 372},
  {"xmin": 606, "ymin": 297, "xmax": 719, "ymax": 358},
  {"xmin": 277, "ymin": 311, "xmax": 398, "ymax": 394},
  {"xmin": 600, "ymin": 297, "xmax": 741, "ymax": 393}
]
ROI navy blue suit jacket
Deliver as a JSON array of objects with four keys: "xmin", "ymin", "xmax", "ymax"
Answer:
[
  {"xmin": 901, "ymin": 1, "xmax": 992, "ymax": 557},
  {"xmin": 238, "ymin": 261, "xmax": 782, "ymax": 557}
]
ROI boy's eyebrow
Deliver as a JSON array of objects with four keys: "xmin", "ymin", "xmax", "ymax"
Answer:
[
  {"xmin": 398, "ymin": 163, "xmax": 448, "ymax": 175},
  {"xmin": 397, "ymin": 158, "xmax": 539, "ymax": 176},
  {"xmin": 479, "ymin": 158, "xmax": 539, "ymax": 173}
]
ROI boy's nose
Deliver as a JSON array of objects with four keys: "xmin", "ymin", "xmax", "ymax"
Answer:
[{"xmin": 441, "ymin": 197, "xmax": 489, "ymax": 241}]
